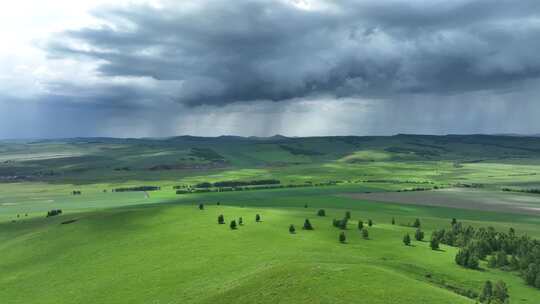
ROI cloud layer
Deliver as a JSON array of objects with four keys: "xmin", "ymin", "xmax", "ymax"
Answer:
[
  {"xmin": 1, "ymin": 0, "xmax": 540, "ymax": 138},
  {"xmin": 46, "ymin": 0, "xmax": 540, "ymax": 106}
]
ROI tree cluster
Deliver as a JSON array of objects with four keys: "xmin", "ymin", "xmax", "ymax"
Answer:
[
  {"xmin": 113, "ymin": 186, "xmax": 160, "ymax": 192},
  {"xmin": 432, "ymin": 221, "xmax": 540, "ymax": 289},
  {"xmin": 479, "ymin": 280, "xmax": 509, "ymax": 304}
]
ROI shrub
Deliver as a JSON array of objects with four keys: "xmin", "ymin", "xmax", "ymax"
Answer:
[
  {"xmin": 238, "ymin": 217, "xmax": 243, "ymax": 226},
  {"xmin": 403, "ymin": 234, "xmax": 411, "ymax": 246},
  {"xmin": 304, "ymin": 204, "xmax": 308, "ymax": 208},
  {"xmin": 198, "ymin": 203, "xmax": 204, "ymax": 210},
  {"xmin": 289, "ymin": 224, "xmax": 296, "ymax": 234},
  {"xmin": 368, "ymin": 219, "xmax": 373, "ymax": 227},
  {"xmin": 358, "ymin": 220, "xmax": 364, "ymax": 230},
  {"xmin": 230, "ymin": 220, "xmax": 237, "ymax": 229},
  {"xmin": 218, "ymin": 214, "xmax": 225, "ymax": 224},
  {"xmin": 413, "ymin": 218, "xmax": 421, "ymax": 228},
  {"xmin": 303, "ymin": 219, "xmax": 313, "ymax": 230},
  {"xmin": 255, "ymin": 214, "xmax": 261, "ymax": 222},
  {"xmin": 345, "ymin": 211, "xmax": 351, "ymax": 220},
  {"xmin": 317, "ymin": 209, "xmax": 326, "ymax": 216},
  {"xmin": 339, "ymin": 232, "xmax": 346, "ymax": 243},
  {"xmin": 415, "ymin": 229, "xmax": 425, "ymax": 241},
  {"xmin": 391, "ymin": 217, "xmax": 395, "ymax": 225}
]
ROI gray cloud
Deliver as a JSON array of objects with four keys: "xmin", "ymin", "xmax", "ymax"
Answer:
[
  {"xmin": 3, "ymin": 0, "xmax": 540, "ymax": 139},
  {"xmin": 45, "ymin": 0, "xmax": 540, "ymax": 107}
]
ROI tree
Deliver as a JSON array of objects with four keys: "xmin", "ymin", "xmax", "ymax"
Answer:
[
  {"xmin": 368, "ymin": 219, "xmax": 373, "ymax": 227},
  {"xmin": 362, "ymin": 228, "xmax": 369, "ymax": 239},
  {"xmin": 430, "ymin": 237, "xmax": 440, "ymax": 250},
  {"xmin": 493, "ymin": 281, "xmax": 509, "ymax": 303},
  {"xmin": 415, "ymin": 229, "xmax": 425, "ymax": 241},
  {"xmin": 339, "ymin": 218, "xmax": 348, "ymax": 230},
  {"xmin": 413, "ymin": 218, "xmax": 421, "ymax": 228},
  {"xmin": 345, "ymin": 211, "xmax": 351, "ymax": 220},
  {"xmin": 391, "ymin": 217, "xmax": 395, "ymax": 225},
  {"xmin": 455, "ymin": 245, "xmax": 479, "ymax": 269},
  {"xmin": 217, "ymin": 202, "xmax": 221, "ymax": 206},
  {"xmin": 230, "ymin": 220, "xmax": 237, "ymax": 229},
  {"xmin": 317, "ymin": 209, "xmax": 326, "ymax": 216},
  {"xmin": 479, "ymin": 280, "xmax": 493, "ymax": 303},
  {"xmin": 303, "ymin": 219, "xmax": 313, "ymax": 230},
  {"xmin": 496, "ymin": 251, "xmax": 508, "ymax": 268},
  {"xmin": 451, "ymin": 218, "xmax": 457, "ymax": 226},
  {"xmin": 198, "ymin": 203, "xmax": 204, "ymax": 210},
  {"xmin": 525, "ymin": 263, "xmax": 538, "ymax": 286},
  {"xmin": 358, "ymin": 220, "xmax": 364, "ymax": 230},
  {"xmin": 256, "ymin": 214, "xmax": 261, "ymax": 222},
  {"xmin": 304, "ymin": 204, "xmax": 308, "ymax": 208},
  {"xmin": 218, "ymin": 214, "xmax": 225, "ymax": 224},
  {"xmin": 238, "ymin": 217, "xmax": 243, "ymax": 226},
  {"xmin": 289, "ymin": 224, "xmax": 296, "ymax": 234},
  {"xmin": 403, "ymin": 234, "xmax": 411, "ymax": 246},
  {"xmin": 488, "ymin": 255, "xmax": 497, "ymax": 268},
  {"xmin": 339, "ymin": 232, "xmax": 346, "ymax": 243}
]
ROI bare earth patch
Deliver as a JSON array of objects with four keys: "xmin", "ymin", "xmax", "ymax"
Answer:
[{"xmin": 340, "ymin": 188, "xmax": 540, "ymax": 215}]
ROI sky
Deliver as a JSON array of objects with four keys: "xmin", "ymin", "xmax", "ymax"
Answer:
[{"xmin": 1, "ymin": 0, "xmax": 540, "ymax": 138}]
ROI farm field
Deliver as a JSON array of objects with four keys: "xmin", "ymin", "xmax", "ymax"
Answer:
[{"xmin": 1, "ymin": 135, "xmax": 540, "ymax": 303}]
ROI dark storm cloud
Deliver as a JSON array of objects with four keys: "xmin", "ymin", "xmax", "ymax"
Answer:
[{"xmin": 46, "ymin": 0, "xmax": 540, "ymax": 106}]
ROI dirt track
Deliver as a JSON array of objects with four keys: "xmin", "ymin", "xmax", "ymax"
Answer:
[{"xmin": 340, "ymin": 188, "xmax": 540, "ymax": 215}]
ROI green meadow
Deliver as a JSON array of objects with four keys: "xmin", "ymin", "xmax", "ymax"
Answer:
[{"xmin": 1, "ymin": 135, "xmax": 540, "ymax": 303}]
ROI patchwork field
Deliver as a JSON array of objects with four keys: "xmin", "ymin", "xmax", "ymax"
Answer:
[
  {"xmin": 342, "ymin": 188, "xmax": 540, "ymax": 215},
  {"xmin": 1, "ymin": 135, "xmax": 540, "ymax": 303}
]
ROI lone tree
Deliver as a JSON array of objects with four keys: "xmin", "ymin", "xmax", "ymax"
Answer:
[
  {"xmin": 479, "ymin": 280, "xmax": 493, "ymax": 303},
  {"xmin": 289, "ymin": 224, "xmax": 296, "ymax": 234},
  {"xmin": 493, "ymin": 281, "xmax": 509, "ymax": 303},
  {"xmin": 218, "ymin": 214, "xmax": 225, "ymax": 224},
  {"xmin": 430, "ymin": 236, "xmax": 440, "ymax": 250},
  {"xmin": 339, "ymin": 218, "xmax": 348, "ymax": 230},
  {"xmin": 415, "ymin": 229, "xmax": 425, "ymax": 241},
  {"xmin": 345, "ymin": 211, "xmax": 351, "ymax": 220},
  {"xmin": 238, "ymin": 217, "xmax": 243, "ymax": 226},
  {"xmin": 230, "ymin": 220, "xmax": 237, "ymax": 230},
  {"xmin": 412, "ymin": 218, "xmax": 421, "ymax": 228},
  {"xmin": 362, "ymin": 228, "xmax": 369, "ymax": 239},
  {"xmin": 198, "ymin": 203, "xmax": 204, "ymax": 210},
  {"xmin": 255, "ymin": 214, "xmax": 261, "ymax": 222},
  {"xmin": 339, "ymin": 232, "xmax": 346, "ymax": 243},
  {"xmin": 403, "ymin": 234, "xmax": 411, "ymax": 246},
  {"xmin": 368, "ymin": 219, "xmax": 373, "ymax": 227},
  {"xmin": 358, "ymin": 220, "xmax": 364, "ymax": 230},
  {"xmin": 317, "ymin": 209, "xmax": 326, "ymax": 216},
  {"xmin": 391, "ymin": 217, "xmax": 395, "ymax": 225},
  {"xmin": 303, "ymin": 219, "xmax": 314, "ymax": 230}
]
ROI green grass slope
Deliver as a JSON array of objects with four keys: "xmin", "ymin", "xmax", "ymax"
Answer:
[{"xmin": 2, "ymin": 198, "xmax": 539, "ymax": 303}]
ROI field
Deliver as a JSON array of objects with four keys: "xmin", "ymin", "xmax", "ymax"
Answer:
[{"xmin": 1, "ymin": 135, "xmax": 540, "ymax": 303}]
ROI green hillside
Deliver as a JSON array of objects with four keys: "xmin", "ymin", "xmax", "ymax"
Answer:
[{"xmin": 1, "ymin": 135, "xmax": 540, "ymax": 303}]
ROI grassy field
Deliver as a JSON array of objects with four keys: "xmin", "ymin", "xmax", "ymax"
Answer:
[{"xmin": 1, "ymin": 135, "xmax": 540, "ymax": 303}]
